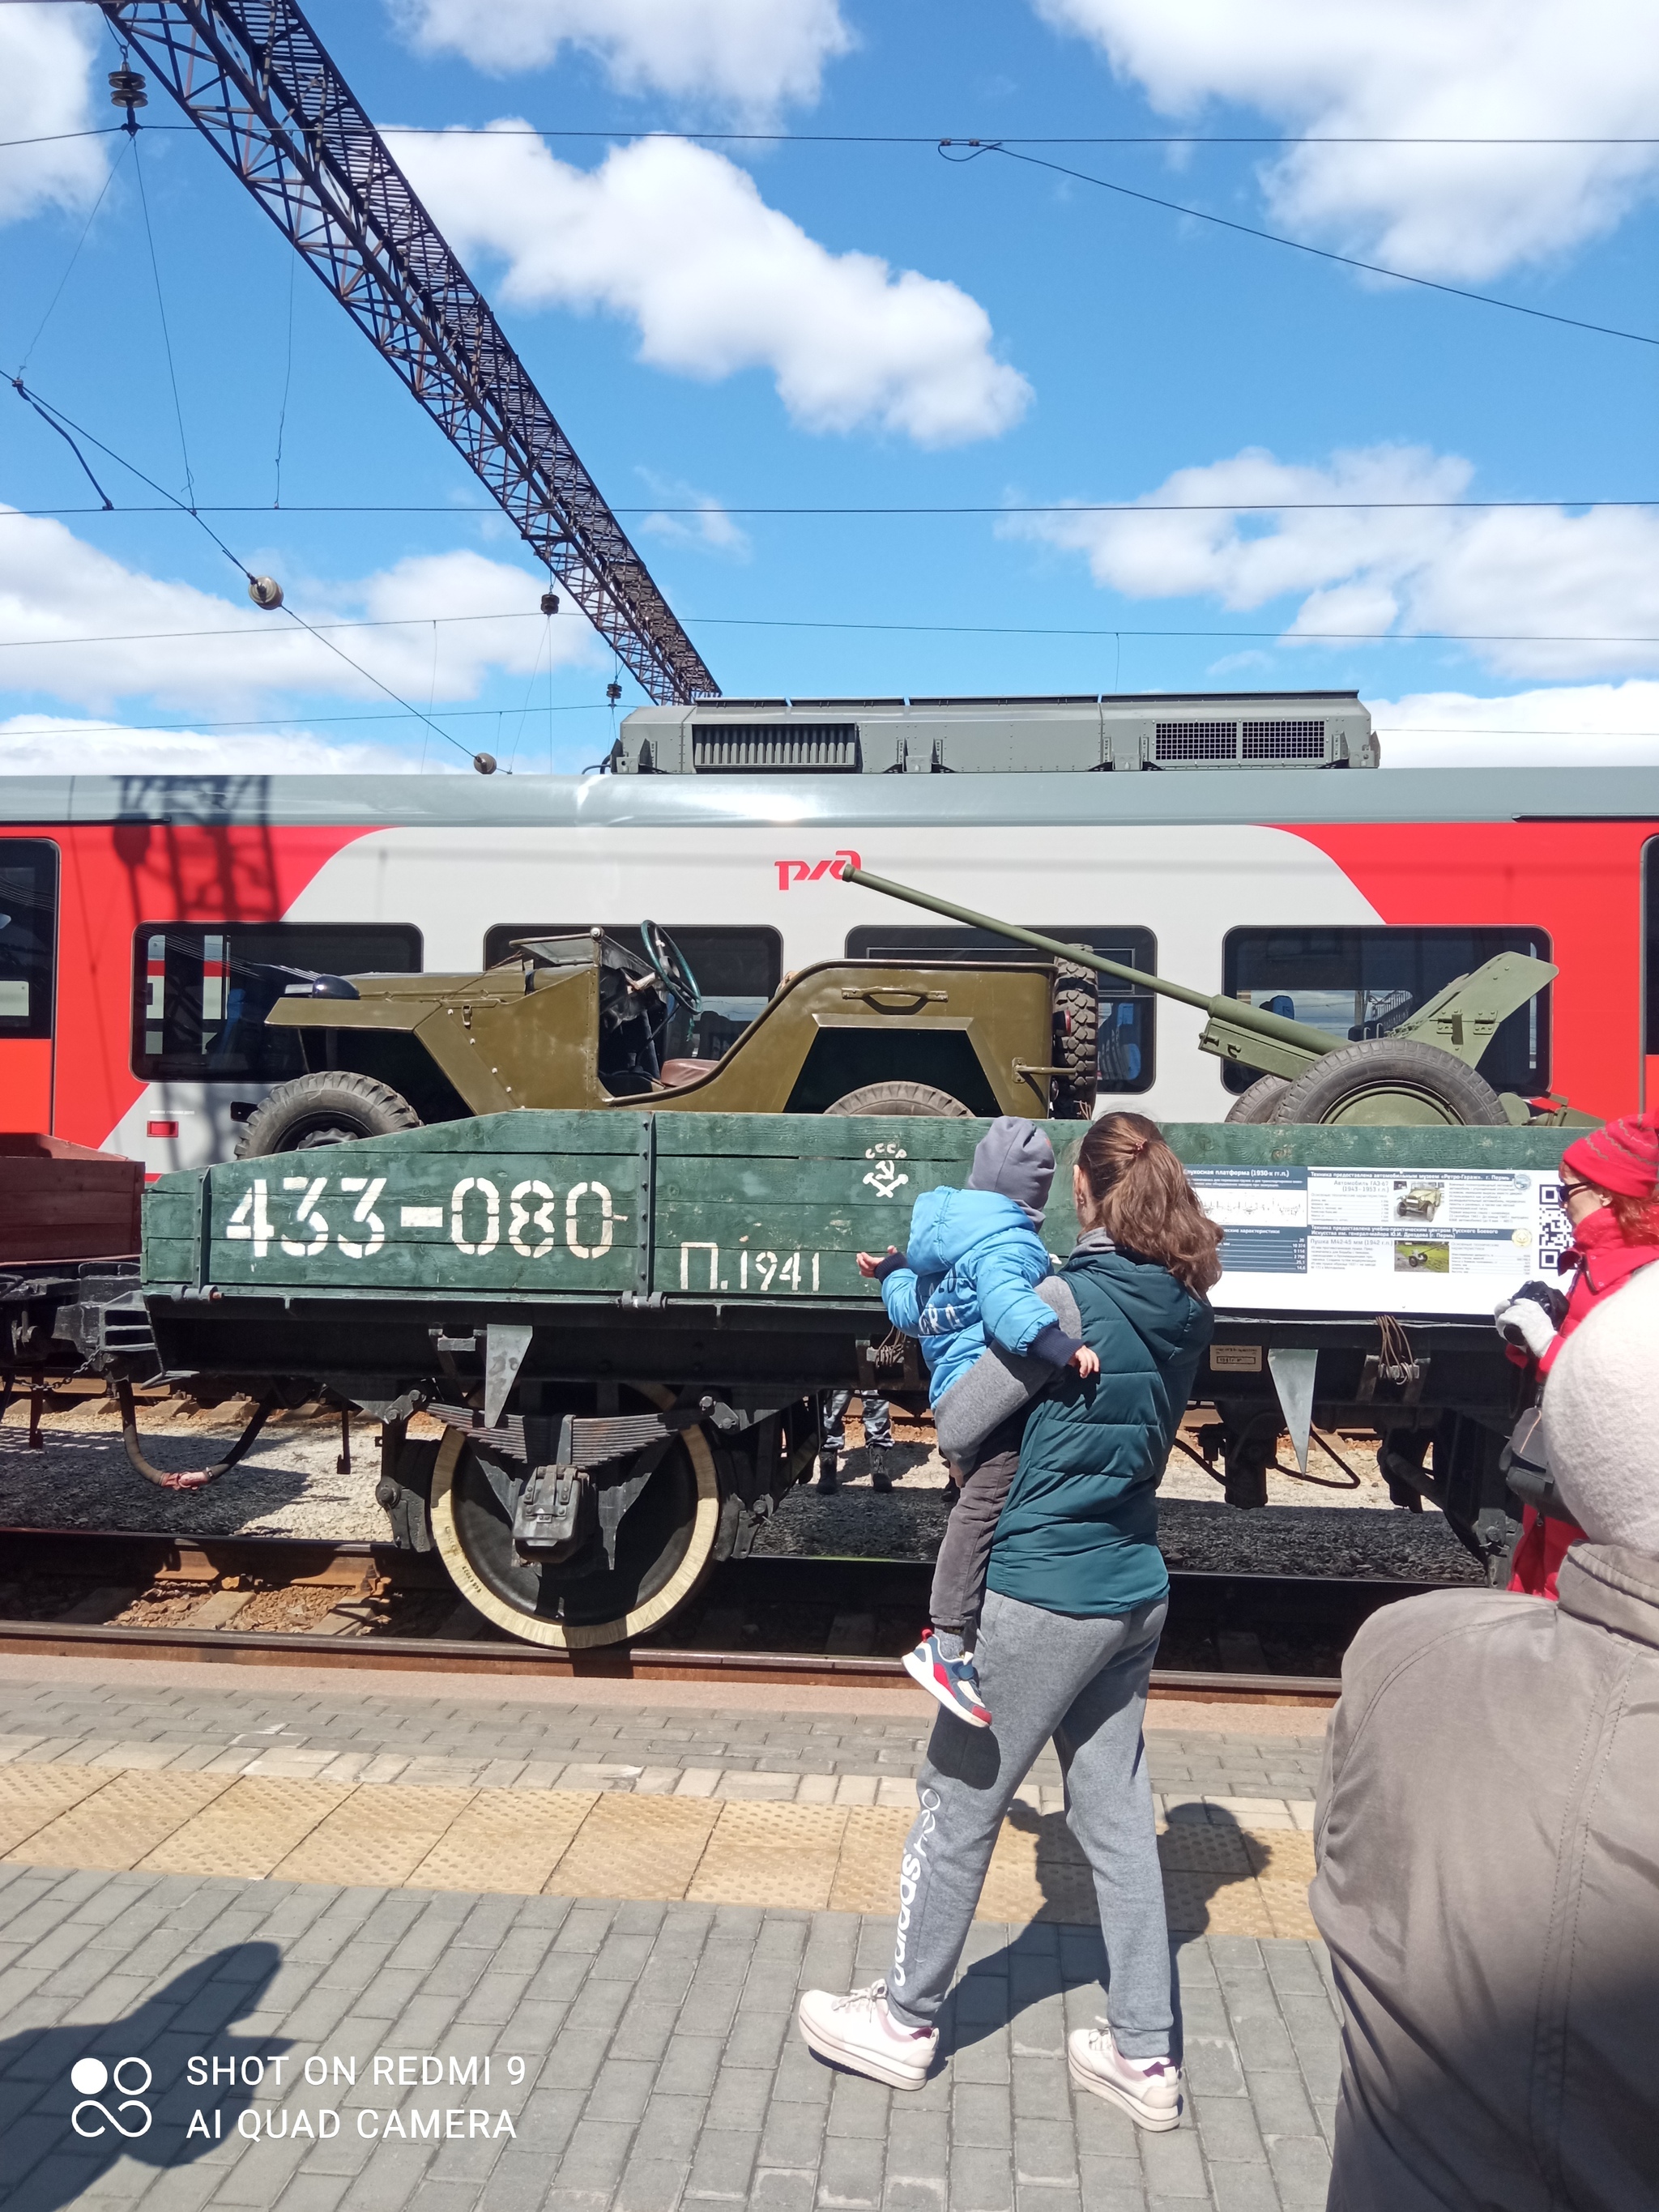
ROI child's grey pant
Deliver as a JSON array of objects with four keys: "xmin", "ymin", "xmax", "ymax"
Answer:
[
  {"xmin": 886, "ymin": 1587, "xmax": 1171, "ymax": 2056},
  {"xmin": 927, "ymin": 1435, "xmax": 1021, "ymax": 1637}
]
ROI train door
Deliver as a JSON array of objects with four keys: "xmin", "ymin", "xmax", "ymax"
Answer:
[
  {"xmin": 0, "ymin": 839, "xmax": 58, "ymax": 1134},
  {"xmin": 1644, "ymin": 836, "xmax": 1658, "ymax": 1114}
]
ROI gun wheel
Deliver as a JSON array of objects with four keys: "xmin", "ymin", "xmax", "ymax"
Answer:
[
  {"xmin": 429, "ymin": 1403, "xmax": 721, "ymax": 1649},
  {"xmin": 1225, "ymin": 1075, "xmax": 1291, "ymax": 1124},
  {"xmin": 1271, "ymin": 1039, "xmax": 1507, "ymax": 1127}
]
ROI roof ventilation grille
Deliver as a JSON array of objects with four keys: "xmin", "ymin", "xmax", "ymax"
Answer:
[
  {"xmin": 1154, "ymin": 720, "xmax": 1237, "ymax": 761},
  {"xmin": 692, "ymin": 723, "xmax": 861, "ymax": 773},
  {"xmin": 1243, "ymin": 718, "xmax": 1324, "ymax": 760}
]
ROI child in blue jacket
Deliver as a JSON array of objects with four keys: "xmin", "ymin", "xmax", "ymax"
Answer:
[{"xmin": 857, "ymin": 1117, "xmax": 1098, "ymax": 1725}]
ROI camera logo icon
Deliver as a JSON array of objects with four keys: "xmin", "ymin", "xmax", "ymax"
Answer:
[{"xmin": 70, "ymin": 2057, "xmax": 153, "ymax": 2138}]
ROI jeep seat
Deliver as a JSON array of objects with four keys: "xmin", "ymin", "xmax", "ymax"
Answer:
[{"xmin": 658, "ymin": 1058, "xmax": 721, "ymax": 1089}]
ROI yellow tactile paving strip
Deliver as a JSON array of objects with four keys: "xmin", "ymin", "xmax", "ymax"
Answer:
[{"xmin": 0, "ymin": 1764, "xmax": 1316, "ymax": 1935}]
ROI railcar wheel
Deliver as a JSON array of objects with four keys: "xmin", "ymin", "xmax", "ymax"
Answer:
[
  {"xmin": 1270, "ymin": 1040, "xmax": 1507, "ymax": 1127},
  {"xmin": 824, "ymin": 1081, "xmax": 972, "ymax": 1117},
  {"xmin": 1225, "ymin": 1075, "xmax": 1291, "ymax": 1124},
  {"xmin": 236, "ymin": 1072, "xmax": 423, "ymax": 1156},
  {"xmin": 429, "ymin": 1416, "xmax": 721, "ymax": 1649}
]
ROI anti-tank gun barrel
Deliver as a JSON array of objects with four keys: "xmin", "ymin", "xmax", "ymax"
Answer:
[{"xmin": 837, "ymin": 863, "xmax": 1338, "ymax": 1080}]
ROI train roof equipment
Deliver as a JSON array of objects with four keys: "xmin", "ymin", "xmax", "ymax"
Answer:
[{"xmin": 612, "ymin": 692, "xmax": 1377, "ymax": 774}]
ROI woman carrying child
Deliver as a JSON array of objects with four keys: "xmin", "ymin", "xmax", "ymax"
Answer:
[{"xmin": 800, "ymin": 1114, "xmax": 1221, "ymax": 2131}]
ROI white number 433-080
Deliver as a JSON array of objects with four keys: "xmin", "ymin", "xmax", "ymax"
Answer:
[{"xmin": 222, "ymin": 1174, "xmax": 621, "ymax": 1263}]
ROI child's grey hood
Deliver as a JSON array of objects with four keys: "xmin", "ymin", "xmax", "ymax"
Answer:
[{"xmin": 967, "ymin": 1116, "xmax": 1056, "ymax": 1229}]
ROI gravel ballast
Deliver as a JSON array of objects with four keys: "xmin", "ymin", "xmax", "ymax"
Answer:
[{"xmin": 1, "ymin": 1394, "xmax": 1483, "ymax": 1583}]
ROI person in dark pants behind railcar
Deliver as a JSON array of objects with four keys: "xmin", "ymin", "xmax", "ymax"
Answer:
[
  {"xmin": 796, "ymin": 1115, "xmax": 1220, "ymax": 2131},
  {"xmin": 1311, "ymin": 1263, "xmax": 1659, "ymax": 2211}
]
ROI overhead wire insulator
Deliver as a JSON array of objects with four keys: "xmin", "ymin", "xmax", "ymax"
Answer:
[
  {"xmin": 247, "ymin": 574, "xmax": 284, "ymax": 609},
  {"xmin": 109, "ymin": 68, "xmax": 148, "ymax": 117},
  {"xmin": 539, "ymin": 590, "xmax": 560, "ymax": 616},
  {"xmin": 473, "ymin": 752, "xmax": 497, "ymax": 776}
]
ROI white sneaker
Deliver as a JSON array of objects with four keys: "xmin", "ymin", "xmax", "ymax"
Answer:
[
  {"xmin": 1068, "ymin": 2022, "xmax": 1183, "ymax": 2131},
  {"xmin": 798, "ymin": 1980, "xmax": 938, "ymax": 2090}
]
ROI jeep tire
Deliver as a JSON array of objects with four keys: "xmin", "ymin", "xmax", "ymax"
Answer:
[
  {"xmin": 1051, "ymin": 959, "xmax": 1099, "ymax": 1119},
  {"xmin": 823, "ymin": 1081, "xmax": 973, "ymax": 1118},
  {"xmin": 235, "ymin": 1071, "xmax": 424, "ymax": 1157}
]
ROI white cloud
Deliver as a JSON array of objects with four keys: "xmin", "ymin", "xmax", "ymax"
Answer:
[
  {"xmin": 1010, "ymin": 444, "xmax": 1659, "ymax": 679},
  {"xmin": 0, "ymin": 515, "xmax": 600, "ymax": 714},
  {"xmin": 635, "ymin": 473, "xmax": 749, "ymax": 558},
  {"xmin": 396, "ymin": 128, "xmax": 1032, "ymax": 445},
  {"xmin": 0, "ymin": 4, "xmax": 106, "ymax": 226},
  {"xmin": 391, "ymin": 0, "xmax": 851, "ymax": 118},
  {"xmin": 0, "ymin": 714, "xmax": 436, "ymax": 777},
  {"xmin": 1373, "ymin": 682, "xmax": 1659, "ymax": 769},
  {"xmin": 1034, "ymin": 0, "xmax": 1659, "ymax": 280}
]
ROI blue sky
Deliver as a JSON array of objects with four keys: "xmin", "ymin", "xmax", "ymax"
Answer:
[{"xmin": 3, "ymin": 0, "xmax": 1659, "ymax": 774}]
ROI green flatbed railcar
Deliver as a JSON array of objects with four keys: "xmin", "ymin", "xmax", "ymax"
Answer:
[{"xmin": 136, "ymin": 1112, "xmax": 1576, "ymax": 1648}]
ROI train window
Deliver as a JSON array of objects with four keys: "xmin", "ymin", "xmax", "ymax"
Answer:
[
  {"xmin": 1222, "ymin": 926, "xmax": 1552, "ymax": 1095},
  {"xmin": 0, "ymin": 841, "xmax": 58, "ymax": 1039},
  {"xmin": 483, "ymin": 925, "xmax": 783, "ymax": 1061},
  {"xmin": 842, "ymin": 924, "xmax": 1157, "ymax": 1093},
  {"xmin": 131, "ymin": 923, "xmax": 423, "ymax": 1082}
]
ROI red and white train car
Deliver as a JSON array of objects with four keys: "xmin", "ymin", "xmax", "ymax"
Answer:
[{"xmin": 1, "ymin": 690, "xmax": 1654, "ymax": 1171}]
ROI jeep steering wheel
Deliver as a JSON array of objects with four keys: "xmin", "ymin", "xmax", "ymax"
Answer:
[{"xmin": 640, "ymin": 921, "xmax": 702, "ymax": 1023}]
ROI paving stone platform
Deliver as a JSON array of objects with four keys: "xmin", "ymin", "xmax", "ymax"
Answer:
[
  {"xmin": 0, "ymin": 1659, "xmax": 1340, "ymax": 2208},
  {"xmin": 0, "ymin": 1659, "xmax": 1327, "ymax": 1804},
  {"xmin": 0, "ymin": 1865, "xmax": 1339, "ymax": 2212}
]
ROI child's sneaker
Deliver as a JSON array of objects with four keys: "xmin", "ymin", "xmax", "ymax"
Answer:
[
  {"xmin": 903, "ymin": 1632, "xmax": 992, "ymax": 1728},
  {"xmin": 797, "ymin": 1980, "xmax": 937, "ymax": 2089},
  {"xmin": 1068, "ymin": 2022, "xmax": 1183, "ymax": 2130}
]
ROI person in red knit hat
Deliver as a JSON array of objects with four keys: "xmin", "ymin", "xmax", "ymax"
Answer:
[{"xmin": 1495, "ymin": 1111, "xmax": 1659, "ymax": 1597}]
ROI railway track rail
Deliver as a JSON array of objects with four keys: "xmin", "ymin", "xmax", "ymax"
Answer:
[{"xmin": 0, "ymin": 1528, "xmax": 1447, "ymax": 1701}]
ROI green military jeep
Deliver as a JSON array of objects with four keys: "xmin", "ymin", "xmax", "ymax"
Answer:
[{"xmin": 234, "ymin": 924, "xmax": 1100, "ymax": 1155}]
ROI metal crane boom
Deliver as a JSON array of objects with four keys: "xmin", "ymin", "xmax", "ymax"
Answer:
[{"xmin": 98, "ymin": 0, "xmax": 721, "ymax": 705}]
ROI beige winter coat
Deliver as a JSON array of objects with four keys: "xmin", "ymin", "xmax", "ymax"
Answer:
[{"xmin": 1310, "ymin": 1545, "xmax": 1659, "ymax": 2211}]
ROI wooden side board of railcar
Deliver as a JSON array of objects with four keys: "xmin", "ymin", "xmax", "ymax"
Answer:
[{"xmin": 142, "ymin": 1110, "xmax": 1576, "ymax": 1315}]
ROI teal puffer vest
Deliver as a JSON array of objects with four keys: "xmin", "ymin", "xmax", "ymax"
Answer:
[{"xmin": 987, "ymin": 1242, "xmax": 1213, "ymax": 1618}]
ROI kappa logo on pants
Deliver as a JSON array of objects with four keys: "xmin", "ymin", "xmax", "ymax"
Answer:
[{"xmin": 891, "ymin": 1788, "xmax": 939, "ymax": 1988}]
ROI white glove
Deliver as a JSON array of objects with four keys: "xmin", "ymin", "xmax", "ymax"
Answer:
[{"xmin": 1495, "ymin": 1296, "xmax": 1558, "ymax": 1359}]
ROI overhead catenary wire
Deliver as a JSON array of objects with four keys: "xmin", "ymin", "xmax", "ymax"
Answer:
[
  {"xmin": 945, "ymin": 141, "xmax": 1659, "ymax": 351},
  {"xmin": 0, "ymin": 701, "xmax": 610, "ymax": 740},
  {"xmin": 6, "ymin": 377, "xmax": 480, "ymax": 761},
  {"xmin": 9, "ymin": 497, "xmax": 1659, "ymax": 516},
  {"xmin": 130, "ymin": 127, "xmax": 197, "ymax": 509},
  {"xmin": 15, "ymin": 124, "xmax": 1659, "ymax": 148},
  {"xmin": 16, "ymin": 135, "xmax": 130, "ymax": 377},
  {"xmin": 8, "ymin": 607, "xmax": 1659, "ymax": 653}
]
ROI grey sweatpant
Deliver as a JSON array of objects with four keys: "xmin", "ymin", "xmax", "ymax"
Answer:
[{"xmin": 887, "ymin": 1587, "xmax": 1171, "ymax": 2055}]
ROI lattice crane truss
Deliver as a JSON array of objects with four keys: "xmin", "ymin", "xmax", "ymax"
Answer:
[{"xmin": 98, "ymin": 0, "xmax": 721, "ymax": 705}]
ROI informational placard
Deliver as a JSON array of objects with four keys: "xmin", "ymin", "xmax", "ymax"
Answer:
[{"xmin": 1192, "ymin": 1164, "xmax": 1572, "ymax": 1315}]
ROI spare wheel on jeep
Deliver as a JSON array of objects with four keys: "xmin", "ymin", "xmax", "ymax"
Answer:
[
  {"xmin": 236, "ymin": 1072, "xmax": 424, "ymax": 1157},
  {"xmin": 823, "ymin": 1081, "xmax": 972, "ymax": 1118}
]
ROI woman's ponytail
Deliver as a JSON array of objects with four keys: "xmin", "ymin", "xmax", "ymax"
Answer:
[{"xmin": 1074, "ymin": 1113, "xmax": 1223, "ymax": 1296}]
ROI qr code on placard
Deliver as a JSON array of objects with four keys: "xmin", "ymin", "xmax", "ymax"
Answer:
[{"xmin": 1536, "ymin": 1183, "xmax": 1572, "ymax": 1272}]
